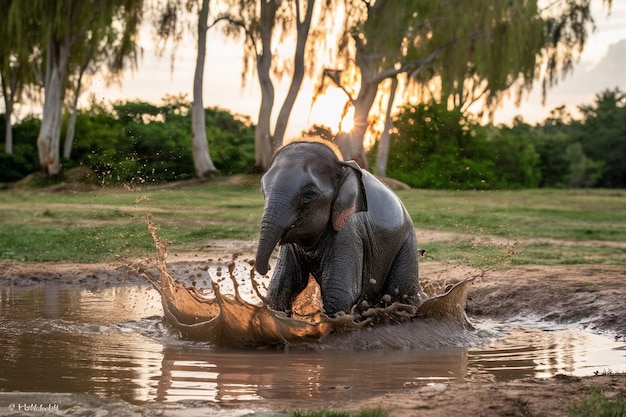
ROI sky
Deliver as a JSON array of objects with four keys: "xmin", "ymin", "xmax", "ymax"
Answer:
[{"xmin": 90, "ymin": 1, "xmax": 626, "ymax": 138}]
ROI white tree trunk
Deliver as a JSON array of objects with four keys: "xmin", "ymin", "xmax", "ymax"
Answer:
[
  {"xmin": 63, "ymin": 41, "xmax": 94, "ymax": 160},
  {"xmin": 3, "ymin": 99, "xmax": 13, "ymax": 154},
  {"xmin": 191, "ymin": 0, "xmax": 218, "ymax": 177},
  {"xmin": 254, "ymin": 0, "xmax": 276, "ymax": 172},
  {"xmin": 255, "ymin": 75, "xmax": 274, "ymax": 171},
  {"xmin": 1, "ymin": 74, "xmax": 15, "ymax": 154},
  {"xmin": 38, "ymin": 37, "xmax": 70, "ymax": 176},
  {"xmin": 375, "ymin": 76, "xmax": 398, "ymax": 177},
  {"xmin": 272, "ymin": 0, "xmax": 315, "ymax": 147},
  {"xmin": 63, "ymin": 80, "xmax": 81, "ymax": 160}
]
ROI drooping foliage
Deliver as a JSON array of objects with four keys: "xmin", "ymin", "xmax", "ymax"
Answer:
[
  {"xmin": 6, "ymin": 0, "xmax": 144, "ymax": 176},
  {"xmin": 320, "ymin": 0, "xmax": 611, "ymax": 169}
]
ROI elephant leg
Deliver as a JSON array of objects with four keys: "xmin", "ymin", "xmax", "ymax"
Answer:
[
  {"xmin": 266, "ymin": 244, "xmax": 309, "ymax": 312},
  {"xmin": 381, "ymin": 230, "xmax": 420, "ymax": 305},
  {"xmin": 320, "ymin": 229, "xmax": 364, "ymax": 315}
]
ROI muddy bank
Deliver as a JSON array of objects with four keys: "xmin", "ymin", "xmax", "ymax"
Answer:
[
  {"xmin": 344, "ymin": 373, "xmax": 626, "ymax": 417},
  {"xmin": 466, "ymin": 264, "xmax": 626, "ymax": 340}
]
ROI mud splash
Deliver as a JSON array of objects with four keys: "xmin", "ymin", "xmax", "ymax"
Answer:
[{"xmin": 144, "ymin": 220, "xmax": 476, "ymax": 348}]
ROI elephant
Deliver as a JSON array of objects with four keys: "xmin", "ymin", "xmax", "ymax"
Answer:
[{"xmin": 254, "ymin": 138, "xmax": 420, "ymax": 315}]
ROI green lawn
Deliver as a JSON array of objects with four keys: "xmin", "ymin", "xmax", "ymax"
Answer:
[{"xmin": 0, "ymin": 179, "xmax": 624, "ymax": 266}]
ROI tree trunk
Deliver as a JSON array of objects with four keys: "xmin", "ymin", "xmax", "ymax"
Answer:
[
  {"xmin": 1, "ymin": 64, "xmax": 19, "ymax": 154},
  {"xmin": 255, "ymin": 79, "xmax": 275, "ymax": 171},
  {"xmin": 272, "ymin": 0, "xmax": 315, "ymax": 148},
  {"xmin": 375, "ymin": 76, "xmax": 398, "ymax": 177},
  {"xmin": 38, "ymin": 36, "xmax": 70, "ymax": 176},
  {"xmin": 63, "ymin": 101, "xmax": 78, "ymax": 160},
  {"xmin": 335, "ymin": 78, "xmax": 379, "ymax": 169},
  {"xmin": 254, "ymin": 0, "xmax": 277, "ymax": 172},
  {"xmin": 3, "ymin": 96, "xmax": 13, "ymax": 154},
  {"xmin": 63, "ymin": 74, "xmax": 82, "ymax": 159},
  {"xmin": 63, "ymin": 39, "xmax": 94, "ymax": 160},
  {"xmin": 191, "ymin": 0, "xmax": 218, "ymax": 177}
]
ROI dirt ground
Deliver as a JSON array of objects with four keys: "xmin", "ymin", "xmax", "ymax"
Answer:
[{"xmin": 1, "ymin": 232, "xmax": 625, "ymax": 417}]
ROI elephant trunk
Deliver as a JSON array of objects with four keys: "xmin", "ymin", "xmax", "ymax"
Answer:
[{"xmin": 255, "ymin": 199, "xmax": 293, "ymax": 275}]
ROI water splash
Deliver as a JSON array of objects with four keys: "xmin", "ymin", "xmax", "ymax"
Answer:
[{"xmin": 144, "ymin": 217, "xmax": 476, "ymax": 348}]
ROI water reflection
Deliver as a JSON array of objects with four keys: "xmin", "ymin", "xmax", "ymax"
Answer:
[
  {"xmin": 0, "ymin": 285, "xmax": 164, "ymax": 402},
  {"xmin": 470, "ymin": 325, "xmax": 626, "ymax": 381},
  {"xmin": 153, "ymin": 346, "xmax": 468, "ymax": 405},
  {"xmin": 0, "ymin": 285, "xmax": 624, "ymax": 408}
]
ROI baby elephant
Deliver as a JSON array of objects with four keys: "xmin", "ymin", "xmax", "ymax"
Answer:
[{"xmin": 255, "ymin": 138, "xmax": 420, "ymax": 315}]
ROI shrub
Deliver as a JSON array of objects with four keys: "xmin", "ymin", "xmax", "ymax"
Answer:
[{"xmin": 0, "ymin": 116, "xmax": 40, "ymax": 182}]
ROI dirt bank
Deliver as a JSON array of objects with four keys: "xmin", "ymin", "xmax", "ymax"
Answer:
[
  {"xmin": 1, "ymin": 249, "xmax": 625, "ymax": 416},
  {"xmin": 344, "ymin": 373, "xmax": 626, "ymax": 417}
]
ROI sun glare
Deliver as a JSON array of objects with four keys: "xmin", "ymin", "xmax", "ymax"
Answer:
[
  {"xmin": 309, "ymin": 86, "xmax": 353, "ymax": 134},
  {"xmin": 338, "ymin": 106, "xmax": 355, "ymax": 132}
]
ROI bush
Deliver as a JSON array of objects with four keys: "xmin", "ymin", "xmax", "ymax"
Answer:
[
  {"xmin": 205, "ymin": 108, "xmax": 255, "ymax": 175},
  {"xmin": 385, "ymin": 102, "xmax": 540, "ymax": 189},
  {"xmin": 68, "ymin": 99, "xmax": 254, "ymax": 184},
  {"xmin": 0, "ymin": 116, "xmax": 40, "ymax": 182}
]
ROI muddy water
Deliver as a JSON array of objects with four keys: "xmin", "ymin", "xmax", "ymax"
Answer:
[{"xmin": 1, "ymin": 285, "xmax": 625, "ymax": 409}]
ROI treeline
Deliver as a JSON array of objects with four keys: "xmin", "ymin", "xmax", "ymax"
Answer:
[
  {"xmin": 0, "ymin": 96, "xmax": 255, "ymax": 185},
  {"xmin": 381, "ymin": 88, "xmax": 625, "ymax": 189},
  {"xmin": 1, "ymin": 88, "xmax": 624, "ymax": 189}
]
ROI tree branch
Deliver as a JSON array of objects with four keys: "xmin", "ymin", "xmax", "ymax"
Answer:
[
  {"xmin": 370, "ymin": 39, "xmax": 456, "ymax": 84},
  {"xmin": 321, "ymin": 68, "xmax": 355, "ymax": 103},
  {"xmin": 209, "ymin": 14, "xmax": 259, "ymax": 57}
]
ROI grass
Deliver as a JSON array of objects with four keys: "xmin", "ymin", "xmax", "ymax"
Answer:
[
  {"xmin": 397, "ymin": 188, "xmax": 626, "ymax": 241},
  {"xmin": 0, "ymin": 178, "xmax": 624, "ymax": 266},
  {"xmin": 398, "ymin": 188, "xmax": 626, "ymax": 267},
  {"xmin": 568, "ymin": 387, "xmax": 626, "ymax": 417}
]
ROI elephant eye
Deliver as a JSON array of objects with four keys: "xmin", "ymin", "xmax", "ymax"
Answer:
[{"xmin": 300, "ymin": 188, "xmax": 319, "ymax": 205}]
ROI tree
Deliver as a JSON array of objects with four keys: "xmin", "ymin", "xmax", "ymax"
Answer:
[
  {"xmin": 319, "ymin": 0, "xmax": 611, "ymax": 170},
  {"xmin": 222, "ymin": 0, "xmax": 321, "ymax": 171},
  {"xmin": 191, "ymin": 0, "xmax": 219, "ymax": 176},
  {"xmin": 0, "ymin": 37, "xmax": 21, "ymax": 154},
  {"xmin": 0, "ymin": 0, "xmax": 38, "ymax": 155},
  {"xmin": 565, "ymin": 142, "xmax": 603, "ymax": 188},
  {"xmin": 385, "ymin": 102, "xmax": 541, "ymax": 189},
  {"xmin": 8, "ymin": 0, "xmax": 143, "ymax": 176},
  {"xmin": 62, "ymin": 1, "xmax": 143, "ymax": 160},
  {"xmin": 63, "ymin": 30, "xmax": 95, "ymax": 159},
  {"xmin": 575, "ymin": 88, "xmax": 626, "ymax": 187},
  {"xmin": 374, "ymin": 75, "xmax": 397, "ymax": 177},
  {"xmin": 155, "ymin": 0, "xmax": 219, "ymax": 177}
]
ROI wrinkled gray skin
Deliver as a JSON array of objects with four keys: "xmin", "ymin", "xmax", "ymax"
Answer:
[{"xmin": 255, "ymin": 140, "xmax": 419, "ymax": 315}]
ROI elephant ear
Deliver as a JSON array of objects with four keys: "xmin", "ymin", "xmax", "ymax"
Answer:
[{"xmin": 332, "ymin": 160, "xmax": 368, "ymax": 231}]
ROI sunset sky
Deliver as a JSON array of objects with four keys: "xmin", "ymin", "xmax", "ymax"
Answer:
[{"xmin": 92, "ymin": 1, "xmax": 626, "ymax": 138}]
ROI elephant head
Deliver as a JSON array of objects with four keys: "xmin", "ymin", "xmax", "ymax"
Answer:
[{"xmin": 255, "ymin": 140, "xmax": 367, "ymax": 275}]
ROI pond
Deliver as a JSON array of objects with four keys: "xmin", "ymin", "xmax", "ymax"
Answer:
[{"xmin": 1, "ymin": 284, "xmax": 624, "ymax": 410}]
